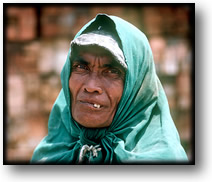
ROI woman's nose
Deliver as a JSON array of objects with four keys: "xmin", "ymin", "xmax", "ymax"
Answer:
[{"xmin": 83, "ymin": 74, "xmax": 103, "ymax": 94}]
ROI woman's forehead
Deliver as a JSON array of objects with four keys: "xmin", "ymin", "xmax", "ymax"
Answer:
[
  {"xmin": 76, "ymin": 46, "xmax": 125, "ymax": 68},
  {"xmin": 78, "ymin": 45, "xmax": 113, "ymax": 56}
]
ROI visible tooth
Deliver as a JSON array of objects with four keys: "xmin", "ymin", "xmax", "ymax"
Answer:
[{"xmin": 94, "ymin": 104, "xmax": 100, "ymax": 108}]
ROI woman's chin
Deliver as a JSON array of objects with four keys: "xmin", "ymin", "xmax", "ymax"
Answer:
[{"xmin": 74, "ymin": 116, "xmax": 112, "ymax": 128}]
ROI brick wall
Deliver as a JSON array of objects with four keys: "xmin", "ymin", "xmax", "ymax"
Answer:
[{"xmin": 4, "ymin": 4, "xmax": 194, "ymax": 162}]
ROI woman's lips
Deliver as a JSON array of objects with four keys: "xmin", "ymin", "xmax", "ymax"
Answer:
[{"xmin": 79, "ymin": 100, "xmax": 103, "ymax": 110}]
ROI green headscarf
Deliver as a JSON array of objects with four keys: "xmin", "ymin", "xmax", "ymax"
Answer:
[{"xmin": 31, "ymin": 14, "xmax": 188, "ymax": 164}]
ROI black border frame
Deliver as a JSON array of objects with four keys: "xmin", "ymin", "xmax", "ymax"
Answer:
[{"xmin": 3, "ymin": 3, "xmax": 195, "ymax": 165}]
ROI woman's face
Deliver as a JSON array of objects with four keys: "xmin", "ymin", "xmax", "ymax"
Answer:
[{"xmin": 69, "ymin": 47, "xmax": 125, "ymax": 128}]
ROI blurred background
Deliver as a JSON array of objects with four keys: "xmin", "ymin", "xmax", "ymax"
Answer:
[{"xmin": 4, "ymin": 4, "xmax": 194, "ymax": 163}]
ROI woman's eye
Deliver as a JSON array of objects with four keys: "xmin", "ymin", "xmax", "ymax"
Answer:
[
  {"xmin": 103, "ymin": 68, "xmax": 123, "ymax": 79},
  {"xmin": 73, "ymin": 64, "xmax": 89, "ymax": 71},
  {"xmin": 107, "ymin": 69, "xmax": 120, "ymax": 74}
]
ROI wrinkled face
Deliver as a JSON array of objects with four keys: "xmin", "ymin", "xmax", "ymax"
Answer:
[{"xmin": 69, "ymin": 47, "xmax": 125, "ymax": 128}]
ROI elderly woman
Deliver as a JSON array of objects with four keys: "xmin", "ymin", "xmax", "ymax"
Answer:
[{"xmin": 31, "ymin": 14, "xmax": 188, "ymax": 164}]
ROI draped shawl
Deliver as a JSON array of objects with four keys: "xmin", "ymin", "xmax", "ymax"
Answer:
[{"xmin": 31, "ymin": 14, "xmax": 188, "ymax": 164}]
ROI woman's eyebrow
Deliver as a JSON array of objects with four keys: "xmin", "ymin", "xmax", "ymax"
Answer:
[
  {"xmin": 72, "ymin": 56, "xmax": 125, "ymax": 74},
  {"xmin": 100, "ymin": 63, "xmax": 119, "ymax": 70},
  {"xmin": 72, "ymin": 56, "xmax": 89, "ymax": 65},
  {"xmin": 101, "ymin": 63, "xmax": 114, "ymax": 68}
]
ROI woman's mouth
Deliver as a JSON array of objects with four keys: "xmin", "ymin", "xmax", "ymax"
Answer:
[{"xmin": 79, "ymin": 100, "xmax": 103, "ymax": 110}]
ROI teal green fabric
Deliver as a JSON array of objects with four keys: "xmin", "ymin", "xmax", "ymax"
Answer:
[{"xmin": 31, "ymin": 14, "xmax": 188, "ymax": 164}]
